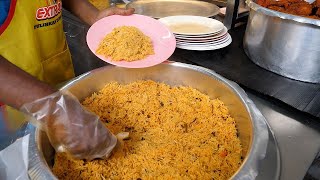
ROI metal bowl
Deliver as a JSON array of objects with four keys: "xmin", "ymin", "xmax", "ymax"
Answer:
[
  {"xmin": 244, "ymin": 0, "xmax": 320, "ymax": 83},
  {"xmin": 28, "ymin": 62, "xmax": 269, "ymax": 179},
  {"xmin": 126, "ymin": 0, "xmax": 220, "ymax": 19}
]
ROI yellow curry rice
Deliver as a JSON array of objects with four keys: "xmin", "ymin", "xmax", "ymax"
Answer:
[
  {"xmin": 96, "ymin": 26, "xmax": 154, "ymax": 62},
  {"xmin": 52, "ymin": 80, "xmax": 243, "ymax": 180}
]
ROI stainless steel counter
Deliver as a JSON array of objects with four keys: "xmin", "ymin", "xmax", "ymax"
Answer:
[
  {"xmin": 245, "ymin": 89, "xmax": 320, "ymax": 180},
  {"xmin": 0, "ymin": 84, "xmax": 319, "ymax": 179}
]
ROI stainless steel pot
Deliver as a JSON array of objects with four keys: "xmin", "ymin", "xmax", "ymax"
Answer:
[
  {"xmin": 244, "ymin": 0, "xmax": 320, "ymax": 83},
  {"xmin": 125, "ymin": 0, "xmax": 220, "ymax": 19},
  {"xmin": 28, "ymin": 62, "xmax": 269, "ymax": 179}
]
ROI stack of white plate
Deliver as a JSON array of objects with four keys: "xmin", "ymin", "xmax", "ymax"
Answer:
[{"xmin": 159, "ymin": 16, "xmax": 232, "ymax": 51}]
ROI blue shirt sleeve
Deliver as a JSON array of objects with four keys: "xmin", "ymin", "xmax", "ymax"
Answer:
[{"xmin": 0, "ymin": 0, "xmax": 11, "ymax": 26}]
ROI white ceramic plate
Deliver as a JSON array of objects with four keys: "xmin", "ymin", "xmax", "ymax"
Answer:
[
  {"xmin": 174, "ymin": 28, "xmax": 222, "ymax": 37},
  {"xmin": 158, "ymin": 15, "xmax": 224, "ymax": 36},
  {"xmin": 176, "ymin": 33, "xmax": 228, "ymax": 43},
  {"xmin": 176, "ymin": 34, "xmax": 232, "ymax": 51},
  {"xmin": 174, "ymin": 26, "xmax": 228, "ymax": 40},
  {"xmin": 176, "ymin": 34, "xmax": 229, "ymax": 46},
  {"xmin": 176, "ymin": 34, "xmax": 229, "ymax": 44}
]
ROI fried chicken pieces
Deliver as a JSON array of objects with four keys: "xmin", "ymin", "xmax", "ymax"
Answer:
[{"xmin": 257, "ymin": 0, "xmax": 320, "ymax": 19}]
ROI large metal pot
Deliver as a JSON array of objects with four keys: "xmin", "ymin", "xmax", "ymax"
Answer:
[
  {"xmin": 244, "ymin": 0, "xmax": 320, "ymax": 83},
  {"xmin": 125, "ymin": 0, "xmax": 220, "ymax": 19},
  {"xmin": 28, "ymin": 62, "xmax": 269, "ymax": 179}
]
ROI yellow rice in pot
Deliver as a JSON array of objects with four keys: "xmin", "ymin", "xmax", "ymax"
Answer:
[{"xmin": 52, "ymin": 80, "xmax": 243, "ymax": 180}]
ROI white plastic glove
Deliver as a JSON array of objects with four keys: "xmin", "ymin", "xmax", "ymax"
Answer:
[{"xmin": 20, "ymin": 91, "xmax": 117, "ymax": 160}]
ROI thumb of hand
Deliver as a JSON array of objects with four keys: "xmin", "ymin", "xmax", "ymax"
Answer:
[
  {"xmin": 116, "ymin": 132, "xmax": 130, "ymax": 140},
  {"xmin": 106, "ymin": 7, "xmax": 135, "ymax": 16},
  {"xmin": 95, "ymin": 8, "xmax": 135, "ymax": 23},
  {"xmin": 104, "ymin": 132, "xmax": 130, "ymax": 159}
]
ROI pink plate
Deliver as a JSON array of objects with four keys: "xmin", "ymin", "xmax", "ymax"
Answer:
[{"xmin": 87, "ymin": 14, "xmax": 176, "ymax": 68}]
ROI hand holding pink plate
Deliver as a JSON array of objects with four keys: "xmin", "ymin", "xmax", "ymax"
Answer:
[{"xmin": 86, "ymin": 14, "xmax": 176, "ymax": 68}]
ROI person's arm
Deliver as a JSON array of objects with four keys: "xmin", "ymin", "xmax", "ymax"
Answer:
[
  {"xmin": 63, "ymin": 0, "xmax": 134, "ymax": 25},
  {"xmin": 0, "ymin": 56, "xmax": 55, "ymax": 108},
  {"xmin": 0, "ymin": 56, "xmax": 118, "ymax": 160}
]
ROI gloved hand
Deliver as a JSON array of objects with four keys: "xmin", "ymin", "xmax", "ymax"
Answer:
[{"xmin": 20, "ymin": 90, "xmax": 117, "ymax": 160}]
